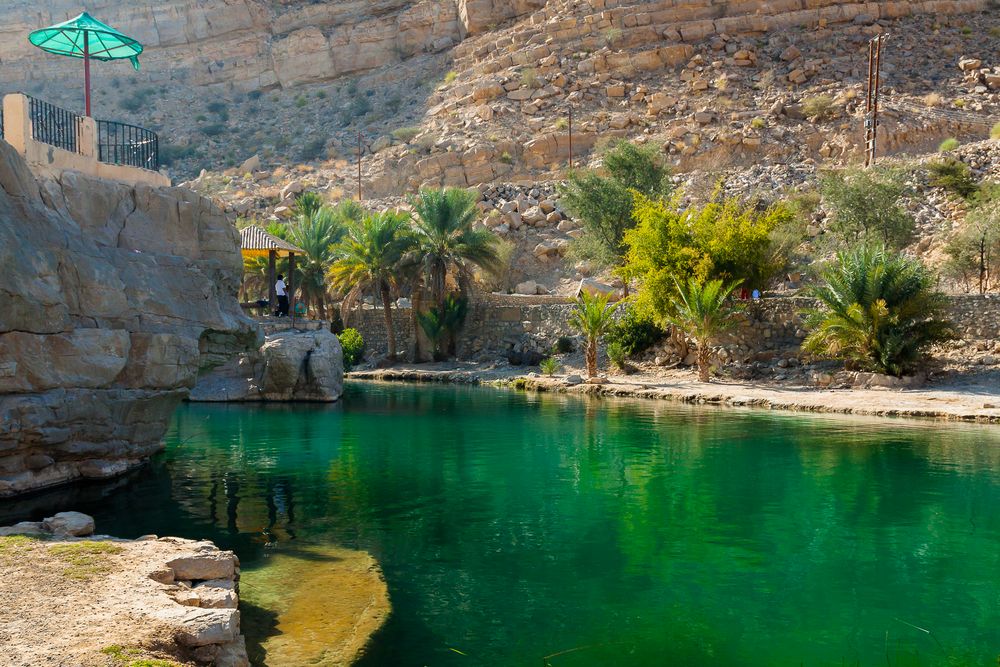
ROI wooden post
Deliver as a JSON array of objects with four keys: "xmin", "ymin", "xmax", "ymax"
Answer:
[
  {"xmin": 289, "ymin": 252, "xmax": 297, "ymax": 326},
  {"xmin": 268, "ymin": 249, "xmax": 276, "ymax": 316}
]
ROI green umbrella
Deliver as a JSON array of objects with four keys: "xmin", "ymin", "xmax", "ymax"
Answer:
[{"xmin": 28, "ymin": 12, "xmax": 143, "ymax": 117}]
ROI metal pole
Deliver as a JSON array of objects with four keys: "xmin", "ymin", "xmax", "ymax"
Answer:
[
  {"xmin": 568, "ymin": 107, "xmax": 573, "ymax": 170},
  {"xmin": 83, "ymin": 32, "xmax": 91, "ymax": 117},
  {"xmin": 871, "ymin": 34, "xmax": 884, "ymax": 167},
  {"xmin": 358, "ymin": 131, "xmax": 362, "ymax": 202}
]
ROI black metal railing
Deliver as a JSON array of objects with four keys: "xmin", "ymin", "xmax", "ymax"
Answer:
[
  {"xmin": 28, "ymin": 95, "xmax": 82, "ymax": 153},
  {"xmin": 97, "ymin": 120, "xmax": 159, "ymax": 172},
  {"xmin": 0, "ymin": 106, "xmax": 4, "ymax": 140}
]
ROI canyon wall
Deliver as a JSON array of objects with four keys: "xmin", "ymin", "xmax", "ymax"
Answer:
[{"xmin": 0, "ymin": 139, "xmax": 257, "ymax": 497}]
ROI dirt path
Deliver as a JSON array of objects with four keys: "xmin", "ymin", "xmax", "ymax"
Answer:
[{"xmin": 350, "ymin": 363, "xmax": 1000, "ymax": 424}]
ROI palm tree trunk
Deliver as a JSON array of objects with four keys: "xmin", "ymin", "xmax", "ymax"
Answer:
[
  {"xmin": 697, "ymin": 339, "xmax": 711, "ymax": 382},
  {"xmin": 380, "ymin": 284, "xmax": 397, "ymax": 360},
  {"xmin": 587, "ymin": 337, "xmax": 598, "ymax": 377},
  {"xmin": 411, "ymin": 285, "xmax": 423, "ymax": 362}
]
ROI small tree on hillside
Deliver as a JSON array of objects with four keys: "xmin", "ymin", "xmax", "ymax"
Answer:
[
  {"xmin": 943, "ymin": 186, "xmax": 1000, "ymax": 294},
  {"xmin": 665, "ymin": 277, "xmax": 743, "ymax": 382},
  {"xmin": 568, "ymin": 291, "xmax": 618, "ymax": 378},
  {"xmin": 819, "ymin": 167, "xmax": 915, "ymax": 250},
  {"xmin": 559, "ymin": 140, "xmax": 672, "ymax": 271}
]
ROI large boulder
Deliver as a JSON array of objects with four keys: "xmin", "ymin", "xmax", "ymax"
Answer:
[
  {"xmin": 42, "ymin": 512, "xmax": 96, "ymax": 537},
  {"xmin": 190, "ymin": 329, "xmax": 344, "ymax": 402}
]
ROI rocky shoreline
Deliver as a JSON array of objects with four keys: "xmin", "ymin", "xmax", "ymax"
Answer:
[
  {"xmin": 0, "ymin": 513, "xmax": 248, "ymax": 666},
  {"xmin": 349, "ymin": 365, "xmax": 1000, "ymax": 424}
]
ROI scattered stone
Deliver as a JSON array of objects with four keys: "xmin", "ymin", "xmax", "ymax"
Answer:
[{"xmin": 42, "ymin": 512, "xmax": 95, "ymax": 537}]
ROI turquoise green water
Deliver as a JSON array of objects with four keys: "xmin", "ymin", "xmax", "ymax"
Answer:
[{"xmin": 2, "ymin": 383, "xmax": 999, "ymax": 666}]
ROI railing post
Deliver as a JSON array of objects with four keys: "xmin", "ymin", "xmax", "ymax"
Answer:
[
  {"xmin": 79, "ymin": 116, "xmax": 97, "ymax": 159},
  {"xmin": 2, "ymin": 94, "xmax": 31, "ymax": 155}
]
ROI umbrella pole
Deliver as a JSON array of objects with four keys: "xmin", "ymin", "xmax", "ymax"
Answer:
[{"xmin": 83, "ymin": 32, "xmax": 91, "ymax": 117}]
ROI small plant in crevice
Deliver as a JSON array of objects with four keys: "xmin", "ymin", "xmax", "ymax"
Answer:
[
  {"xmin": 938, "ymin": 137, "xmax": 960, "ymax": 152},
  {"xmin": 539, "ymin": 357, "xmax": 561, "ymax": 377}
]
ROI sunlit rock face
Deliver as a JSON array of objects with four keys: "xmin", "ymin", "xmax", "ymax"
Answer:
[
  {"xmin": 0, "ymin": 0, "xmax": 543, "ymax": 92},
  {"xmin": 0, "ymin": 140, "xmax": 257, "ymax": 497}
]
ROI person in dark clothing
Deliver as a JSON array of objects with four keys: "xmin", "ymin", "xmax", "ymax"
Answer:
[{"xmin": 274, "ymin": 274, "xmax": 290, "ymax": 317}]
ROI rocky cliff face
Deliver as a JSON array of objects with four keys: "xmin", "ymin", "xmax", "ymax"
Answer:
[
  {"xmin": 0, "ymin": 139, "xmax": 256, "ymax": 497},
  {"xmin": 0, "ymin": 0, "xmax": 539, "ymax": 91}
]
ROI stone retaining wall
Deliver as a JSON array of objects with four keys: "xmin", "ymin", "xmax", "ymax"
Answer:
[{"xmin": 350, "ymin": 294, "xmax": 1000, "ymax": 362}]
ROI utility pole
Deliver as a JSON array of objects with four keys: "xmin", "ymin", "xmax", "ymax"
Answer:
[
  {"xmin": 357, "ymin": 131, "xmax": 363, "ymax": 201},
  {"xmin": 568, "ymin": 106, "xmax": 573, "ymax": 170},
  {"xmin": 864, "ymin": 33, "xmax": 888, "ymax": 168}
]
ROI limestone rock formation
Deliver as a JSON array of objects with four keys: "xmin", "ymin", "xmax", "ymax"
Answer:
[
  {"xmin": 190, "ymin": 329, "xmax": 345, "ymax": 403},
  {"xmin": 0, "ymin": 140, "xmax": 256, "ymax": 497}
]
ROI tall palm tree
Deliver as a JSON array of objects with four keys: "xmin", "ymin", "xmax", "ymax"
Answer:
[
  {"xmin": 329, "ymin": 211, "xmax": 414, "ymax": 360},
  {"xmin": 803, "ymin": 245, "xmax": 952, "ymax": 376},
  {"xmin": 285, "ymin": 207, "xmax": 345, "ymax": 319},
  {"xmin": 666, "ymin": 277, "xmax": 742, "ymax": 382},
  {"xmin": 409, "ymin": 187, "xmax": 503, "ymax": 360},
  {"xmin": 568, "ymin": 291, "xmax": 618, "ymax": 378}
]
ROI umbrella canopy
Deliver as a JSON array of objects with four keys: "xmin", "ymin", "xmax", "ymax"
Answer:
[{"xmin": 28, "ymin": 12, "xmax": 143, "ymax": 117}]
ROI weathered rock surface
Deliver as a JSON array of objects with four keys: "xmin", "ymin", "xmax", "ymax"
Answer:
[
  {"xmin": 0, "ymin": 140, "xmax": 256, "ymax": 497},
  {"xmin": 190, "ymin": 329, "xmax": 344, "ymax": 402},
  {"xmin": 0, "ymin": 514, "xmax": 249, "ymax": 666}
]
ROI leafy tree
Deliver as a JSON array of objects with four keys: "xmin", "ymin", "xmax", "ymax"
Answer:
[
  {"xmin": 337, "ymin": 328, "xmax": 365, "ymax": 370},
  {"xmin": 803, "ymin": 245, "xmax": 953, "ymax": 376},
  {"xmin": 559, "ymin": 140, "xmax": 672, "ymax": 269},
  {"xmin": 416, "ymin": 294, "xmax": 468, "ymax": 360},
  {"xmin": 943, "ymin": 186, "xmax": 1000, "ymax": 294},
  {"xmin": 665, "ymin": 278, "xmax": 743, "ymax": 382},
  {"xmin": 568, "ymin": 291, "xmax": 618, "ymax": 378},
  {"xmin": 329, "ymin": 211, "xmax": 414, "ymax": 360},
  {"xmin": 622, "ymin": 194, "xmax": 791, "ymax": 323},
  {"xmin": 927, "ymin": 158, "xmax": 979, "ymax": 200},
  {"xmin": 819, "ymin": 168, "xmax": 915, "ymax": 249}
]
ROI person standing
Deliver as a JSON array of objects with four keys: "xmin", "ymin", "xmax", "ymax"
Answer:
[{"xmin": 275, "ymin": 274, "xmax": 289, "ymax": 317}]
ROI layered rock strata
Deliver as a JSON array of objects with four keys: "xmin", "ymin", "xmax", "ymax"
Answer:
[{"xmin": 0, "ymin": 140, "xmax": 256, "ymax": 497}]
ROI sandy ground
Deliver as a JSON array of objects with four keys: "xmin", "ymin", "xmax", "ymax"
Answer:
[
  {"xmin": 0, "ymin": 535, "xmax": 207, "ymax": 667},
  {"xmin": 349, "ymin": 362, "xmax": 1000, "ymax": 424}
]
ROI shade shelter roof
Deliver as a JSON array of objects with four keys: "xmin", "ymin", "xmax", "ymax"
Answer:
[
  {"xmin": 29, "ymin": 12, "xmax": 142, "ymax": 67},
  {"xmin": 240, "ymin": 225, "xmax": 304, "ymax": 258}
]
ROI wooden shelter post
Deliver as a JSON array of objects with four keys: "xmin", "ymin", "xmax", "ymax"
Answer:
[
  {"xmin": 289, "ymin": 253, "xmax": 297, "ymax": 325},
  {"xmin": 268, "ymin": 249, "xmax": 276, "ymax": 313}
]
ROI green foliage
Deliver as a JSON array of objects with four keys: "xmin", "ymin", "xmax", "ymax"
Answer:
[
  {"xmin": 606, "ymin": 340, "xmax": 628, "ymax": 370},
  {"xmin": 337, "ymin": 328, "xmax": 365, "ymax": 370},
  {"xmin": 803, "ymin": 245, "xmax": 953, "ymax": 376},
  {"xmin": 665, "ymin": 277, "xmax": 743, "ymax": 382},
  {"xmin": 943, "ymin": 186, "xmax": 1000, "ymax": 293},
  {"xmin": 606, "ymin": 305, "xmax": 664, "ymax": 356},
  {"xmin": 285, "ymin": 205, "xmax": 346, "ymax": 317},
  {"xmin": 623, "ymin": 194, "xmax": 791, "ymax": 323},
  {"xmin": 48, "ymin": 541, "xmax": 123, "ymax": 579},
  {"xmin": 938, "ymin": 137, "xmax": 960, "ymax": 152},
  {"xmin": 927, "ymin": 157, "xmax": 979, "ymax": 199},
  {"xmin": 443, "ymin": 70, "xmax": 458, "ymax": 84},
  {"xmin": 418, "ymin": 294, "xmax": 468, "ymax": 359},
  {"xmin": 392, "ymin": 127, "xmax": 422, "ymax": 143},
  {"xmin": 569, "ymin": 291, "xmax": 618, "ymax": 377},
  {"xmin": 299, "ymin": 138, "xmax": 327, "ymax": 161},
  {"xmin": 294, "ymin": 95, "xmax": 308, "ymax": 108},
  {"xmin": 295, "ymin": 192, "xmax": 324, "ymax": 217},
  {"xmin": 158, "ymin": 143, "xmax": 196, "ymax": 167},
  {"xmin": 801, "ymin": 94, "xmax": 835, "ymax": 119},
  {"xmin": 539, "ymin": 357, "xmax": 561, "ymax": 376},
  {"xmin": 206, "ymin": 101, "xmax": 228, "ymax": 115},
  {"xmin": 819, "ymin": 167, "xmax": 915, "ymax": 250},
  {"xmin": 201, "ymin": 123, "xmax": 226, "ymax": 137},
  {"xmin": 555, "ymin": 336, "xmax": 575, "ymax": 354},
  {"xmin": 992, "ymin": 122, "xmax": 1000, "ymax": 140},
  {"xmin": 558, "ymin": 140, "xmax": 672, "ymax": 269},
  {"xmin": 119, "ymin": 91, "xmax": 144, "ymax": 112},
  {"xmin": 102, "ymin": 644, "xmax": 179, "ymax": 667},
  {"xmin": 520, "ymin": 67, "xmax": 541, "ymax": 89},
  {"xmin": 339, "ymin": 96, "xmax": 372, "ymax": 125}
]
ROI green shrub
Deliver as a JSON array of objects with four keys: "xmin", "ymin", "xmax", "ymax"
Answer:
[
  {"xmin": 294, "ymin": 95, "xmax": 308, "ymax": 108},
  {"xmin": 443, "ymin": 70, "xmax": 458, "ymax": 84},
  {"xmin": 201, "ymin": 123, "xmax": 226, "ymax": 137},
  {"xmin": 606, "ymin": 340, "xmax": 628, "ymax": 370},
  {"xmin": 159, "ymin": 143, "xmax": 197, "ymax": 167},
  {"xmin": 520, "ymin": 67, "xmax": 541, "ymax": 89},
  {"xmin": 119, "ymin": 93, "xmax": 144, "ymax": 113},
  {"xmin": 819, "ymin": 167, "xmax": 914, "ymax": 250},
  {"xmin": 247, "ymin": 90, "xmax": 263, "ymax": 101},
  {"xmin": 802, "ymin": 95, "xmax": 835, "ymax": 119},
  {"xmin": 539, "ymin": 357, "xmax": 561, "ymax": 376},
  {"xmin": 298, "ymin": 138, "xmax": 327, "ymax": 161},
  {"xmin": 991, "ymin": 121, "xmax": 1000, "ymax": 140},
  {"xmin": 750, "ymin": 117, "xmax": 766, "ymax": 130},
  {"xmin": 392, "ymin": 126, "xmax": 422, "ymax": 142},
  {"xmin": 499, "ymin": 151, "xmax": 514, "ymax": 164},
  {"xmin": 938, "ymin": 137, "xmax": 960, "ymax": 152},
  {"xmin": 555, "ymin": 336, "xmax": 575, "ymax": 354},
  {"xmin": 927, "ymin": 157, "xmax": 979, "ymax": 199},
  {"xmin": 338, "ymin": 328, "xmax": 365, "ymax": 370},
  {"xmin": 339, "ymin": 96, "xmax": 372, "ymax": 125},
  {"xmin": 606, "ymin": 306, "xmax": 665, "ymax": 356},
  {"xmin": 206, "ymin": 101, "xmax": 228, "ymax": 115},
  {"xmin": 803, "ymin": 245, "xmax": 953, "ymax": 376},
  {"xmin": 554, "ymin": 117, "xmax": 569, "ymax": 131}
]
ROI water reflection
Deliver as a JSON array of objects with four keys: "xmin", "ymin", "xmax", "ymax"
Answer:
[{"xmin": 1, "ymin": 384, "xmax": 998, "ymax": 666}]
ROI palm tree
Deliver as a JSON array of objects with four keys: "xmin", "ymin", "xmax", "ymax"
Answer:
[
  {"xmin": 285, "ymin": 207, "xmax": 344, "ymax": 319},
  {"xmin": 329, "ymin": 211, "xmax": 414, "ymax": 360},
  {"xmin": 666, "ymin": 277, "xmax": 742, "ymax": 382},
  {"xmin": 803, "ymin": 245, "xmax": 952, "ymax": 376},
  {"xmin": 568, "ymin": 291, "xmax": 618, "ymax": 378},
  {"xmin": 410, "ymin": 187, "xmax": 503, "ymax": 309}
]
